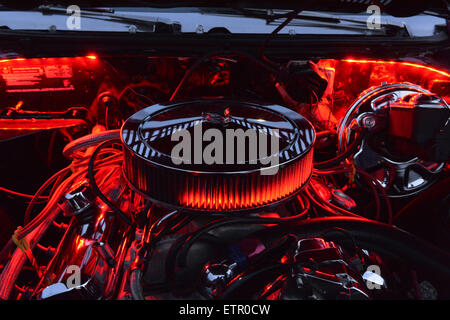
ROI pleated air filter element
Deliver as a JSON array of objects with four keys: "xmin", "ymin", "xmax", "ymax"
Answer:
[{"xmin": 121, "ymin": 100, "xmax": 315, "ymax": 212}]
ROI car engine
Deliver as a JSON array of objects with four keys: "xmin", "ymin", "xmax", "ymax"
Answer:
[{"xmin": 0, "ymin": 54, "xmax": 449, "ymax": 300}]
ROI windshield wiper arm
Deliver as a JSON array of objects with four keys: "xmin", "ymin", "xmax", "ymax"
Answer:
[
  {"xmin": 37, "ymin": 5, "xmax": 181, "ymax": 33},
  {"xmin": 229, "ymin": 8, "xmax": 409, "ymax": 36}
]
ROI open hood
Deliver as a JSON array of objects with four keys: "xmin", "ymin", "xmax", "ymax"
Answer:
[{"xmin": 1, "ymin": 0, "xmax": 449, "ymax": 17}]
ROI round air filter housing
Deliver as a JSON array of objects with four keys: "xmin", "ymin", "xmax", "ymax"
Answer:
[{"xmin": 121, "ymin": 100, "xmax": 315, "ymax": 212}]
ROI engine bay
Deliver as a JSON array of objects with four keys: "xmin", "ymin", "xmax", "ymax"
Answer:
[{"xmin": 0, "ymin": 53, "xmax": 449, "ymax": 300}]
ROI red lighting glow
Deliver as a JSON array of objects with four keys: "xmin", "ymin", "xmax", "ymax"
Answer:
[
  {"xmin": 0, "ymin": 119, "xmax": 87, "ymax": 131},
  {"xmin": 342, "ymin": 59, "xmax": 450, "ymax": 78},
  {"xmin": 315, "ymin": 58, "xmax": 450, "ymax": 120},
  {"xmin": 0, "ymin": 56, "xmax": 101, "ymax": 96},
  {"xmin": 14, "ymin": 101, "xmax": 23, "ymax": 111},
  {"xmin": 180, "ymin": 151, "xmax": 313, "ymax": 211},
  {"xmin": 0, "ymin": 55, "xmax": 99, "ymax": 63},
  {"xmin": 75, "ymin": 235, "xmax": 86, "ymax": 252}
]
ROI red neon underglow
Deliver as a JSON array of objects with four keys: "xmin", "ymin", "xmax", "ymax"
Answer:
[
  {"xmin": 0, "ymin": 55, "xmax": 98, "ymax": 63},
  {"xmin": 343, "ymin": 59, "xmax": 450, "ymax": 78},
  {"xmin": 0, "ymin": 119, "xmax": 86, "ymax": 131},
  {"xmin": 314, "ymin": 58, "xmax": 450, "ymax": 120},
  {"xmin": 0, "ymin": 58, "xmax": 25, "ymax": 63}
]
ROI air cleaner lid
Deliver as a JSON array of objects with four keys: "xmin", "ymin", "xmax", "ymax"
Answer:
[{"xmin": 121, "ymin": 99, "xmax": 315, "ymax": 173}]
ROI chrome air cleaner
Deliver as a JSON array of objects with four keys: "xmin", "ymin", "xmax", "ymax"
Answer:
[{"xmin": 121, "ymin": 100, "xmax": 315, "ymax": 212}]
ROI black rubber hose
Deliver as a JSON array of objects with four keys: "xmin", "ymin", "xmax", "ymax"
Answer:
[
  {"xmin": 314, "ymin": 131, "xmax": 365, "ymax": 170},
  {"xmin": 259, "ymin": 216, "xmax": 450, "ymax": 278},
  {"xmin": 130, "ymin": 269, "xmax": 145, "ymax": 300},
  {"xmin": 394, "ymin": 174, "xmax": 450, "ymax": 223},
  {"xmin": 169, "ymin": 50, "xmax": 278, "ymax": 101},
  {"xmin": 218, "ymin": 263, "xmax": 288, "ymax": 300},
  {"xmin": 250, "ymin": 234, "xmax": 297, "ymax": 267},
  {"xmin": 88, "ymin": 140, "xmax": 132, "ymax": 226},
  {"xmin": 176, "ymin": 204, "xmax": 309, "ymax": 268}
]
